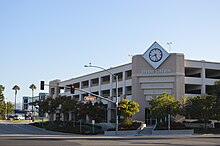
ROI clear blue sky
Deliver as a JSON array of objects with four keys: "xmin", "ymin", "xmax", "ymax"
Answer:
[{"xmin": 0, "ymin": 0, "xmax": 220, "ymax": 104}]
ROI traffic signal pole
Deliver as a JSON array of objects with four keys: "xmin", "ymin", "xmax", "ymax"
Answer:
[
  {"xmin": 40, "ymin": 81, "xmax": 117, "ymax": 133},
  {"xmin": 41, "ymin": 82, "xmax": 115, "ymax": 103}
]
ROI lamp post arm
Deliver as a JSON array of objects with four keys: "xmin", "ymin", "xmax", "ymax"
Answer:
[
  {"xmin": 84, "ymin": 63, "xmax": 119, "ymax": 135},
  {"xmin": 87, "ymin": 65, "xmax": 117, "ymax": 78},
  {"xmin": 115, "ymin": 75, "xmax": 119, "ymax": 134}
]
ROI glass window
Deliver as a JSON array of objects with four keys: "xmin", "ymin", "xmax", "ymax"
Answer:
[
  {"xmin": 91, "ymin": 78, "xmax": 99, "ymax": 86},
  {"xmin": 126, "ymin": 86, "xmax": 132, "ymax": 95},
  {"xmin": 113, "ymin": 72, "xmax": 123, "ymax": 82},
  {"xmin": 125, "ymin": 70, "xmax": 132, "ymax": 80},
  {"xmin": 101, "ymin": 75, "xmax": 110, "ymax": 84},
  {"xmin": 82, "ymin": 80, "xmax": 89, "ymax": 88}
]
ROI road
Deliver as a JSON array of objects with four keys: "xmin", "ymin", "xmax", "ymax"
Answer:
[
  {"xmin": 0, "ymin": 122, "xmax": 66, "ymax": 135},
  {"xmin": 0, "ymin": 122, "xmax": 220, "ymax": 146},
  {"xmin": 1, "ymin": 134, "xmax": 220, "ymax": 146}
]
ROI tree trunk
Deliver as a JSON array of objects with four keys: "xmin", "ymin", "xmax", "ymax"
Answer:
[{"xmin": 14, "ymin": 91, "xmax": 17, "ymax": 115}]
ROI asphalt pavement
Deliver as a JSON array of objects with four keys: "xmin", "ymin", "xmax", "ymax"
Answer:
[
  {"xmin": 0, "ymin": 134, "xmax": 220, "ymax": 146},
  {"xmin": 0, "ymin": 121, "xmax": 67, "ymax": 135},
  {"xmin": 0, "ymin": 121, "xmax": 220, "ymax": 146}
]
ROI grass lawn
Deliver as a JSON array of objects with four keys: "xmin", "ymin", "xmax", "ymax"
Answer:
[
  {"xmin": 1, "ymin": 118, "xmax": 48, "ymax": 123},
  {"xmin": 34, "ymin": 118, "xmax": 48, "ymax": 123},
  {"xmin": 5, "ymin": 120, "xmax": 31, "ymax": 123}
]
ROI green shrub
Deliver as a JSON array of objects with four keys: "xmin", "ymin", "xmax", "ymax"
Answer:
[
  {"xmin": 155, "ymin": 122, "xmax": 192, "ymax": 130},
  {"xmin": 121, "ymin": 118, "xmax": 133, "ymax": 127},
  {"xmin": 214, "ymin": 123, "xmax": 220, "ymax": 128},
  {"xmin": 30, "ymin": 121, "xmax": 103, "ymax": 135},
  {"xmin": 0, "ymin": 116, "xmax": 5, "ymax": 120},
  {"xmin": 183, "ymin": 120, "xmax": 212, "ymax": 123},
  {"xmin": 107, "ymin": 120, "xmax": 142, "ymax": 131}
]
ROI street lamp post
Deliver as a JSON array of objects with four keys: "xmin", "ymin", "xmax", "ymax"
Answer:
[
  {"xmin": 167, "ymin": 42, "xmax": 172, "ymax": 53},
  {"xmin": 58, "ymin": 104, "xmax": 62, "ymax": 121},
  {"xmin": 5, "ymin": 98, "xmax": 7, "ymax": 119},
  {"xmin": 48, "ymin": 100, "xmax": 51, "ymax": 121},
  {"xmin": 84, "ymin": 63, "xmax": 119, "ymax": 135}
]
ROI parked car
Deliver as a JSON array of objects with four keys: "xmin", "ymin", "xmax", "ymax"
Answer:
[
  {"xmin": 13, "ymin": 115, "xmax": 25, "ymax": 120},
  {"xmin": 7, "ymin": 115, "xmax": 15, "ymax": 120}
]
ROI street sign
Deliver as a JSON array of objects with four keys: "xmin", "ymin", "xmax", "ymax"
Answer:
[{"xmin": 84, "ymin": 96, "xmax": 96, "ymax": 101}]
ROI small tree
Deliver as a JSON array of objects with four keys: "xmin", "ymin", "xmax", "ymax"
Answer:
[
  {"xmin": 38, "ymin": 97, "xmax": 60, "ymax": 121},
  {"xmin": 60, "ymin": 97, "xmax": 78, "ymax": 114},
  {"xmin": 76, "ymin": 102, "xmax": 89, "ymax": 122},
  {"xmin": 59, "ymin": 96, "xmax": 78, "ymax": 122},
  {"xmin": 213, "ymin": 80, "xmax": 220, "ymax": 120},
  {"xmin": 88, "ymin": 102, "xmax": 107, "ymax": 123},
  {"xmin": 214, "ymin": 80, "xmax": 220, "ymax": 99},
  {"xmin": 5, "ymin": 101, "xmax": 14, "ymax": 115},
  {"xmin": 119, "ymin": 99, "xmax": 139, "ymax": 126},
  {"xmin": 37, "ymin": 98, "xmax": 50, "ymax": 117},
  {"xmin": 185, "ymin": 95, "xmax": 216, "ymax": 130},
  {"xmin": 0, "ymin": 85, "xmax": 14, "ymax": 119},
  {"xmin": 0, "ymin": 85, "xmax": 5, "ymax": 117},
  {"xmin": 148, "ymin": 93, "xmax": 181, "ymax": 122},
  {"xmin": 75, "ymin": 101, "xmax": 107, "ymax": 123}
]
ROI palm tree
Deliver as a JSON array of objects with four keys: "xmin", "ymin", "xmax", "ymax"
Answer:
[
  {"xmin": 29, "ymin": 84, "xmax": 37, "ymax": 116},
  {"xmin": 12, "ymin": 85, "xmax": 20, "ymax": 115},
  {"xmin": 0, "ymin": 85, "xmax": 5, "ymax": 102}
]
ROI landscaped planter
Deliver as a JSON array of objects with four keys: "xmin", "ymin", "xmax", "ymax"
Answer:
[
  {"xmin": 152, "ymin": 129, "xmax": 194, "ymax": 135},
  {"xmin": 104, "ymin": 130, "xmax": 137, "ymax": 136}
]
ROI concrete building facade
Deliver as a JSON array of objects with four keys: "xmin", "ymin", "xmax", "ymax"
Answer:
[
  {"xmin": 22, "ymin": 93, "xmax": 48, "ymax": 115},
  {"xmin": 49, "ymin": 42, "xmax": 220, "ymax": 122}
]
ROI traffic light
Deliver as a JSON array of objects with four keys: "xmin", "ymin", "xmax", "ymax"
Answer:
[
  {"xmin": 39, "ymin": 107, "xmax": 44, "ymax": 117},
  {"xmin": 117, "ymin": 107, "xmax": 121, "ymax": 116},
  {"xmin": 40, "ymin": 81, "xmax": 45, "ymax": 90},
  {"xmin": 70, "ymin": 85, "xmax": 75, "ymax": 94}
]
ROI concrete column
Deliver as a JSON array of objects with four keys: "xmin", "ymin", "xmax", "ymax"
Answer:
[
  {"xmin": 88, "ymin": 79, "xmax": 91, "ymax": 92},
  {"xmin": 61, "ymin": 113, "xmax": 64, "ymax": 121},
  {"xmin": 98, "ymin": 77, "xmax": 101, "ymax": 103},
  {"xmin": 79, "ymin": 82, "xmax": 82, "ymax": 101},
  {"xmin": 122, "ymin": 71, "xmax": 126, "ymax": 98},
  {"xmin": 53, "ymin": 113, "xmax": 56, "ymax": 121},
  {"xmin": 69, "ymin": 112, "xmax": 71, "ymax": 121},
  {"xmin": 107, "ymin": 75, "xmax": 113, "ymax": 123},
  {"xmin": 201, "ymin": 61, "xmax": 206, "ymax": 94}
]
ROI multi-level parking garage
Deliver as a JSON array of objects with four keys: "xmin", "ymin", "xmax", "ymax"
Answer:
[
  {"xmin": 49, "ymin": 42, "xmax": 220, "ymax": 122},
  {"xmin": 185, "ymin": 60, "xmax": 220, "ymax": 96}
]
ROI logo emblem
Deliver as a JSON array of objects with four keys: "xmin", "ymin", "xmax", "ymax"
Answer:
[{"xmin": 143, "ymin": 42, "xmax": 169, "ymax": 69}]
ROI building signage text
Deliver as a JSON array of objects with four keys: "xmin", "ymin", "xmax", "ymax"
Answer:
[
  {"xmin": 141, "ymin": 69, "xmax": 172, "ymax": 74},
  {"xmin": 84, "ymin": 96, "xmax": 96, "ymax": 101}
]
